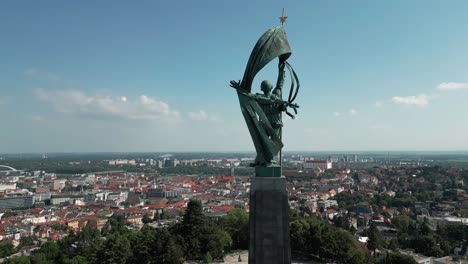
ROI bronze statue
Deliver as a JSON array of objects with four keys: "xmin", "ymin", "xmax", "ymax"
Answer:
[{"xmin": 230, "ymin": 25, "xmax": 299, "ymax": 174}]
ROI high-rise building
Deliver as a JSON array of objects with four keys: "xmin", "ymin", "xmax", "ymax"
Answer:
[{"xmin": 164, "ymin": 158, "xmax": 179, "ymax": 167}]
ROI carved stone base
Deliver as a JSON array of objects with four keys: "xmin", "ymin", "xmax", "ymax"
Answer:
[{"xmin": 249, "ymin": 176, "xmax": 291, "ymax": 264}]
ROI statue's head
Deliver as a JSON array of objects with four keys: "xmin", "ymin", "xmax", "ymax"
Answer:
[{"xmin": 261, "ymin": 80, "xmax": 273, "ymax": 94}]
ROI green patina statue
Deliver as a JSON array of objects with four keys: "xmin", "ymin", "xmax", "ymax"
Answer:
[{"xmin": 230, "ymin": 25, "xmax": 299, "ymax": 177}]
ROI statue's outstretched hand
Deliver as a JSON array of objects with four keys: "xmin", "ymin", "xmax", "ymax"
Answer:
[{"xmin": 230, "ymin": 80, "xmax": 241, "ymax": 89}]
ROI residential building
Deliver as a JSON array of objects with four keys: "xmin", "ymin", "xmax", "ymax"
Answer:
[{"xmin": 303, "ymin": 159, "xmax": 332, "ymax": 170}]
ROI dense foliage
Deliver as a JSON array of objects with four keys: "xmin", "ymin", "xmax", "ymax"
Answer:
[
  {"xmin": 171, "ymin": 200, "xmax": 231, "ymax": 261},
  {"xmin": 3, "ymin": 158, "xmax": 254, "ymax": 176},
  {"xmin": 290, "ymin": 217, "xmax": 366, "ymax": 264},
  {"xmin": 219, "ymin": 208, "xmax": 249, "ymax": 249},
  {"xmin": 4, "ymin": 200, "xmax": 230, "ymax": 264},
  {"xmin": 0, "ymin": 242, "xmax": 16, "ymax": 258}
]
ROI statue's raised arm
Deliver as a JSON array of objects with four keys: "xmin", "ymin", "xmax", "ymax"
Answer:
[{"xmin": 273, "ymin": 62, "xmax": 286, "ymax": 98}]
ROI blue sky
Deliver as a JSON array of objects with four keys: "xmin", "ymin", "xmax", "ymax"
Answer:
[{"xmin": 1, "ymin": 0, "xmax": 468, "ymax": 152}]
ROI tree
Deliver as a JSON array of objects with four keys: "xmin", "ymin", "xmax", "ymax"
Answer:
[
  {"xmin": 420, "ymin": 220, "xmax": 432, "ymax": 235},
  {"xmin": 177, "ymin": 199, "xmax": 206, "ymax": 259},
  {"xmin": 18, "ymin": 236, "xmax": 35, "ymax": 249},
  {"xmin": 203, "ymin": 252, "xmax": 212, "ymax": 263},
  {"xmin": 142, "ymin": 214, "xmax": 152, "ymax": 224},
  {"xmin": 386, "ymin": 252, "xmax": 417, "ymax": 264},
  {"xmin": 63, "ymin": 256, "xmax": 88, "ymax": 264},
  {"xmin": 204, "ymin": 229, "xmax": 232, "ymax": 260},
  {"xmin": 290, "ymin": 217, "xmax": 365, "ymax": 263},
  {"xmin": 71, "ymin": 226, "xmax": 103, "ymax": 262},
  {"xmin": 387, "ymin": 239, "xmax": 400, "ymax": 251},
  {"xmin": 126, "ymin": 228, "xmax": 151, "ymax": 264},
  {"xmin": 159, "ymin": 210, "xmax": 171, "ymax": 220},
  {"xmin": 367, "ymin": 224, "xmax": 383, "ymax": 255},
  {"xmin": 320, "ymin": 227, "xmax": 365, "ymax": 264},
  {"xmin": 410, "ymin": 235, "xmax": 444, "ymax": 257},
  {"xmin": 333, "ymin": 214, "xmax": 355, "ymax": 232},
  {"xmin": 160, "ymin": 238, "xmax": 184, "ymax": 264},
  {"xmin": 438, "ymin": 223, "xmax": 465, "ymax": 242},
  {"xmin": 290, "ymin": 220, "xmax": 311, "ymax": 256},
  {"xmin": 4, "ymin": 256, "xmax": 31, "ymax": 264},
  {"xmin": 219, "ymin": 208, "xmax": 248, "ymax": 249},
  {"xmin": 307, "ymin": 217, "xmax": 332, "ymax": 257},
  {"xmin": 174, "ymin": 199, "xmax": 228, "ymax": 261},
  {"xmin": 0, "ymin": 241, "xmax": 16, "ymax": 258},
  {"xmin": 98, "ymin": 234, "xmax": 132, "ymax": 264},
  {"xmin": 30, "ymin": 253, "xmax": 51, "ymax": 264},
  {"xmin": 392, "ymin": 215, "xmax": 415, "ymax": 234},
  {"xmin": 33, "ymin": 241, "xmax": 61, "ymax": 263},
  {"xmin": 103, "ymin": 214, "xmax": 127, "ymax": 235}
]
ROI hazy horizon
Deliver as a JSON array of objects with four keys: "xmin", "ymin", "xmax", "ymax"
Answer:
[{"xmin": 2, "ymin": 150, "xmax": 468, "ymax": 155}]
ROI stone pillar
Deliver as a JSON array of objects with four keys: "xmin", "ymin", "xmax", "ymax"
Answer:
[{"xmin": 249, "ymin": 176, "xmax": 291, "ymax": 264}]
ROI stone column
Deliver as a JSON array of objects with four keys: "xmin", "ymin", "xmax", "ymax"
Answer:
[{"xmin": 248, "ymin": 176, "xmax": 291, "ymax": 264}]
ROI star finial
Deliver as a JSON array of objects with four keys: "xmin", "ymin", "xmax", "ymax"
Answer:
[{"xmin": 279, "ymin": 8, "xmax": 287, "ymax": 25}]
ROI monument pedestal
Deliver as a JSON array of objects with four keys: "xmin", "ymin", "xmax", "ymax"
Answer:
[
  {"xmin": 249, "ymin": 176, "xmax": 291, "ymax": 264},
  {"xmin": 255, "ymin": 164, "xmax": 281, "ymax": 177}
]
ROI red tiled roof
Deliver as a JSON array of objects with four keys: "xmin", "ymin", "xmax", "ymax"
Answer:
[
  {"xmin": 168, "ymin": 200, "xmax": 187, "ymax": 208},
  {"xmin": 211, "ymin": 205, "xmax": 235, "ymax": 212},
  {"xmin": 146, "ymin": 204, "xmax": 166, "ymax": 209}
]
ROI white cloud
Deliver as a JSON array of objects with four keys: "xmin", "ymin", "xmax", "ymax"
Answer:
[
  {"xmin": 437, "ymin": 82, "xmax": 468, "ymax": 90},
  {"xmin": 375, "ymin": 101, "xmax": 383, "ymax": 108},
  {"xmin": 334, "ymin": 110, "xmax": 357, "ymax": 117},
  {"xmin": 33, "ymin": 88, "xmax": 179, "ymax": 120},
  {"xmin": 188, "ymin": 110, "xmax": 209, "ymax": 121},
  {"xmin": 24, "ymin": 68, "xmax": 61, "ymax": 81},
  {"xmin": 391, "ymin": 94, "xmax": 430, "ymax": 107}
]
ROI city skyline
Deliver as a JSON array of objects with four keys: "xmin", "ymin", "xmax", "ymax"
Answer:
[{"xmin": 1, "ymin": 1, "xmax": 468, "ymax": 152}]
